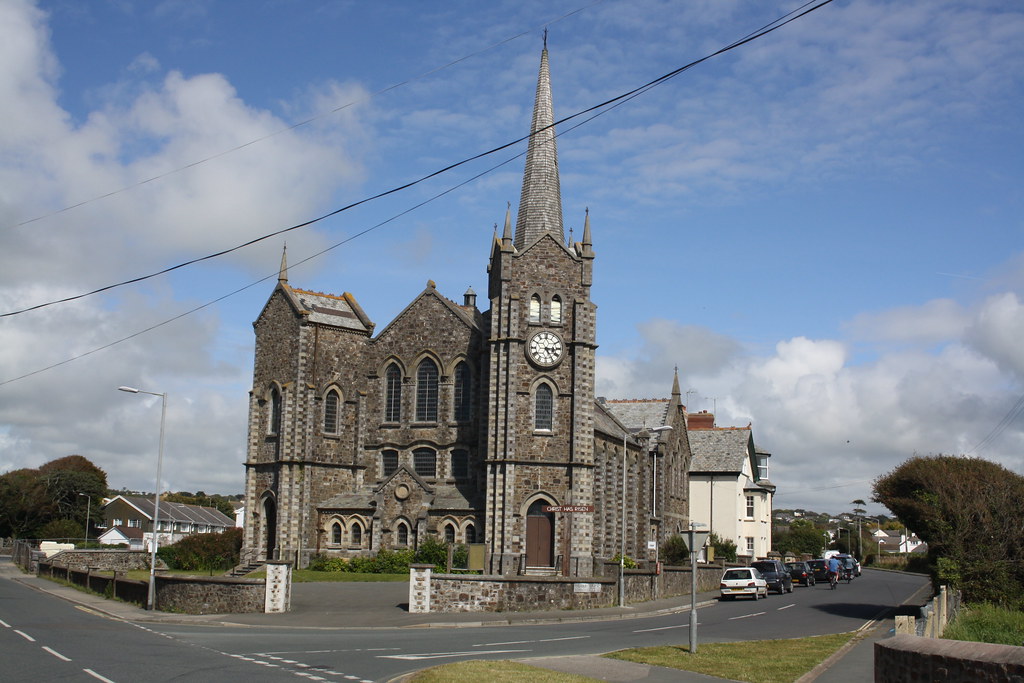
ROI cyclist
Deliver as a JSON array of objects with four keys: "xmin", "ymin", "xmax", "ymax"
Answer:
[{"xmin": 827, "ymin": 555, "xmax": 842, "ymax": 588}]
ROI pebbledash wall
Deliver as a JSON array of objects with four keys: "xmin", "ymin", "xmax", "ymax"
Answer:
[{"xmin": 410, "ymin": 563, "xmax": 727, "ymax": 613}]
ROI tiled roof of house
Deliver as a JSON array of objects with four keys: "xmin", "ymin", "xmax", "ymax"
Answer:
[
  {"xmin": 112, "ymin": 495, "xmax": 234, "ymax": 527},
  {"xmin": 688, "ymin": 428, "xmax": 753, "ymax": 473}
]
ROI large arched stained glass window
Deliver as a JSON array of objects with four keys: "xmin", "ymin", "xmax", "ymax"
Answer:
[{"xmin": 416, "ymin": 359, "xmax": 439, "ymax": 422}]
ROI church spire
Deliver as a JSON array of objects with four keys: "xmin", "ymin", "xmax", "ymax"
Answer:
[
  {"xmin": 672, "ymin": 366, "xmax": 681, "ymax": 400},
  {"xmin": 278, "ymin": 244, "xmax": 289, "ymax": 285},
  {"xmin": 514, "ymin": 43, "xmax": 564, "ymax": 249}
]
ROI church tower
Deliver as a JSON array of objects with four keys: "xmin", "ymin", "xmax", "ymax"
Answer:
[{"xmin": 485, "ymin": 45, "xmax": 598, "ymax": 576}]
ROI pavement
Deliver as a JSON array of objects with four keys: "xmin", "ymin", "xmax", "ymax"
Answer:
[{"xmin": 0, "ymin": 555, "xmax": 925, "ymax": 682}]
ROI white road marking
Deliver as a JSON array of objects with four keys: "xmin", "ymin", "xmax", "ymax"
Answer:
[
  {"xmin": 83, "ymin": 669, "xmax": 116, "ymax": 683},
  {"xmin": 0, "ymin": 619, "xmax": 10, "ymax": 627},
  {"xmin": 477, "ymin": 635, "xmax": 588, "ymax": 646},
  {"xmin": 729, "ymin": 612, "xmax": 766, "ymax": 620},
  {"xmin": 14, "ymin": 629, "xmax": 35, "ymax": 641},
  {"xmin": 43, "ymin": 645, "xmax": 71, "ymax": 661},
  {"xmin": 381, "ymin": 648, "xmax": 529, "ymax": 661},
  {"xmin": 778, "ymin": 603, "xmax": 796, "ymax": 610},
  {"xmin": 634, "ymin": 623, "xmax": 691, "ymax": 633}
]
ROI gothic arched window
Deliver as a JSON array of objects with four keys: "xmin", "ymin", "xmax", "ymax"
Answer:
[
  {"xmin": 331, "ymin": 521, "xmax": 342, "ymax": 545},
  {"xmin": 444, "ymin": 523, "xmax": 456, "ymax": 544},
  {"xmin": 397, "ymin": 521, "xmax": 409, "ymax": 546},
  {"xmin": 550, "ymin": 295, "xmax": 562, "ymax": 324},
  {"xmin": 269, "ymin": 387, "xmax": 282, "ymax": 435},
  {"xmin": 535, "ymin": 383, "xmax": 553, "ymax": 431},
  {"xmin": 529, "ymin": 294, "xmax": 541, "ymax": 323},
  {"xmin": 384, "ymin": 364, "xmax": 402, "ymax": 422},
  {"xmin": 381, "ymin": 450, "xmax": 399, "ymax": 477},
  {"xmin": 351, "ymin": 522, "xmax": 363, "ymax": 547},
  {"xmin": 465, "ymin": 523, "xmax": 477, "ymax": 544},
  {"xmin": 416, "ymin": 359, "xmax": 439, "ymax": 422},
  {"xmin": 324, "ymin": 389, "xmax": 340, "ymax": 434},
  {"xmin": 453, "ymin": 362, "xmax": 472, "ymax": 421}
]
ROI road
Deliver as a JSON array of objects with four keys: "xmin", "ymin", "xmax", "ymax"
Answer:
[{"xmin": 0, "ymin": 565, "xmax": 927, "ymax": 682}]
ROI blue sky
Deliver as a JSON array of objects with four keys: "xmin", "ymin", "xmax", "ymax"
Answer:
[{"xmin": 1, "ymin": 0, "xmax": 1022, "ymax": 518}]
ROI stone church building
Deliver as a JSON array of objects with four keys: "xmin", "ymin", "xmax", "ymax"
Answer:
[{"xmin": 242, "ymin": 46, "xmax": 694, "ymax": 576}]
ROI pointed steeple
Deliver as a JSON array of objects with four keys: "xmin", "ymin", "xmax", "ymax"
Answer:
[
  {"xmin": 278, "ymin": 244, "xmax": 289, "ymax": 285},
  {"xmin": 514, "ymin": 43, "xmax": 564, "ymax": 249},
  {"xmin": 502, "ymin": 201, "xmax": 513, "ymax": 248},
  {"xmin": 672, "ymin": 366, "xmax": 681, "ymax": 399}
]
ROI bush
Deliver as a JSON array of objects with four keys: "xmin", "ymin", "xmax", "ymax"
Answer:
[
  {"xmin": 661, "ymin": 535, "xmax": 689, "ymax": 565},
  {"xmin": 612, "ymin": 553, "xmax": 637, "ymax": 569},
  {"xmin": 157, "ymin": 528, "xmax": 242, "ymax": 573},
  {"xmin": 709, "ymin": 533, "xmax": 738, "ymax": 562},
  {"xmin": 943, "ymin": 603, "xmax": 1024, "ymax": 645}
]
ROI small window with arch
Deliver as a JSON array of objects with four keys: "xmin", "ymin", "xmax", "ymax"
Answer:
[{"xmin": 550, "ymin": 295, "xmax": 562, "ymax": 324}]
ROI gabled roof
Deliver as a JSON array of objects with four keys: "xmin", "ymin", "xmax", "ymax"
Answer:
[
  {"xmin": 688, "ymin": 428, "xmax": 754, "ymax": 474},
  {"xmin": 289, "ymin": 287, "xmax": 373, "ymax": 332},
  {"xmin": 105, "ymin": 495, "xmax": 234, "ymax": 527},
  {"xmin": 372, "ymin": 280, "xmax": 483, "ymax": 340},
  {"xmin": 602, "ymin": 398, "xmax": 671, "ymax": 434}
]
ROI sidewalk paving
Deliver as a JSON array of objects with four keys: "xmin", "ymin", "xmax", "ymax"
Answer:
[{"xmin": 1, "ymin": 556, "xmax": 899, "ymax": 682}]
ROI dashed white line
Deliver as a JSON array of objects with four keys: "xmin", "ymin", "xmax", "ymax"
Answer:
[
  {"xmin": 778, "ymin": 603, "xmax": 796, "ymax": 610},
  {"xmin": 381, "ymin": 649, "xmax": 529, "ymax": 661},
  {"xmin": 0, "ymin": 618, "xmax": 10, "ymax": 628},
  {"xmin": 634, "ymin": 623, "xmax": 691, "ymax": 633},
  {"xmin": 83, "ymin": 669, "xmax": 116, "ymax": 683},
  {"xmin": 42, "ymin": 645, "xmax": 71, "ymax": 661},
  {"xmin": 14, "ymin": 629, "xmax": 35, "ymax": 642},
  {"xmin": 729, "ymin": 612, "xmax": 766, "ymax": 620}
]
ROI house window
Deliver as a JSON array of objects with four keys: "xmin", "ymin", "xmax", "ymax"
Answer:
[
  {"xmin": 385, "ymin": 365, "xmax": 402, "ymax": 422},
  {"xmin": 535, "ymin": 383, "xmax": 553, "ymax": 431},
  {"xmin": 451, "ymin": 449, "xmax": 469, "ymax": 479},
  {"xmin": 331, "ymin": 522, "xmax": 342, "ymax": 545},
  {"xmin": 324, "ymin": 389, "xmax": 340, "ymax": 434},
  {"xmin": 550, "ymin": 295, "xmax": 562, "ymax": 324},
  {"xmin": 382, "ymin": 450, "xmax": 399, "ymax": 477},
  {"xmin": 529, "ymin": 294, "xmax": 542, "ymax": 323},
  {"xmin": 269, "ymin": 387, "xmax": 282, "ymax": 435},
  {"xmin": 746, "ymin": 495, "xmax": 755, "ymax": 518},
  {"xmin": 465, "ymin": 523, "xmax": 476, "ymax": 544},
  {"xmin": 453, "ymin": 362, "xmax": 472, "ymax": 421},
  {"xmin": 112, "ymin": 518, "xmax": 123, "ymax": 527},
  {"xmin": 414, "ymin": 448, "xmax": 436, "ymax": 478},
  {"xmin": 351, "ymin": 522, "xmax": 363, "ymax": 547},
  {"xmin": 746, "ymin": 537, "xmax": 755, "ymax": 555},
  {"xmin": 416, "ymin": 359, "xmax": 439, "ymax": 422},
  {"xmin": 397, "ymin": 522, "xmax": 409, "ymax": 546},
  {"xmin": 127, "ymin": 519, "xmax": 141, "ymax": 528},
  {"xmin": 757, "ymin": 454, "xmax": 769, "ymax": 481},
  {"xmin": 444, "ymin": 523, "xmax": 456, "ymax": 544}
]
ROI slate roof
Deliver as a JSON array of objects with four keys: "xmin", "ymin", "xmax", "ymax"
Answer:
[
  {"xmin": 688, "ymin": 428, "xmax": 754, "ymax": 473},
  {"xmin": 290, "ymin": 288, "xmax": 373, "ymax": 332},
  {"xmin": 109, "ymin": 495, "xmax": 235, "ymax": 527},
  {"xmin": 600, "ymin": 398, "xmax": 672, "ymax": 446}
]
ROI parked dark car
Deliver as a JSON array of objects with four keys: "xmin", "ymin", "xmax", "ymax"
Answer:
[
  {"xmin": 807, "ymin": 559, "xmax": 830, "ymax": 583},
  {"xmin": 785, "ymin": 560, "xmax": 815, "ymax": 587},
  {"xmin": 751, "ymin": 559, "xmax": 793, "ymax": 594}
]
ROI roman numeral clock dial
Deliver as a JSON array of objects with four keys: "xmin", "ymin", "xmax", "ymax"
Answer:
[{"xmin": 528, "ymin": 331, "xmax": 564, "ymax": 366}]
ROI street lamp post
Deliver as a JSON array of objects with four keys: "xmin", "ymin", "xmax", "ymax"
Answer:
[
  {"xmin": 685, "ymin": 524, "xmax": 710, "ymax": 654},
  {"xmin": 77, "ymin": 493, "xmax": 91, "ymax": 544},
  {"xmin": 619, "ymin": 429, "xmax": 628, "ymax": 607},
  {"xmin": 118, "ymin": 385, "xmax": 167, "ymax": 611}
]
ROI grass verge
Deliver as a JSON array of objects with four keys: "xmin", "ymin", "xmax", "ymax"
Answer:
[
  {"xmin": 607, "ymin": 632, "xmax": 856, "ymax": 683},
  {"xmin": 408, "ymin": 660, "xmax": 599, "ymax": 682},
  {"xmin": 408, "ymin": 632, "xmax": 857, "ymax": 683},
  {"xmin": 943, "ymin": 603, "xmax": 1024, "ymax": 645}
]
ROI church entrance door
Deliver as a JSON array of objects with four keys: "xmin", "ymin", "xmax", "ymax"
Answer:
[
  {"xmin": 262, "ymin": 496, "xmax": 277, "ymax": 560},
  {"xmin": 526, "ymin": 500, "xmax": 554, "ymax": 567}
]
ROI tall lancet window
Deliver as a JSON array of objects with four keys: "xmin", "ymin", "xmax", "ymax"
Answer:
[
  {"xmin": 416, "ymin": 359, "xmax": 439, "ymax": 422},
  {"xmin": 453, "ymin": 362, "xmax": 472, "ymax": 421},
  {"xmin": 323, "ymin": 389, "xmax": 340, "ymax": 434},
  {"xmin": 535, "ymin": 383, "xmax": 553, "ymax": 431},
  {"xmin": 529, "ymin": 295, "xmax": 542, "ymax": 323},
  {"xmin": 550, "ymin": 295, "xmax": 562, "ymax": 324},
  {"xmin": 269, "ymin": 387, "xmax": 282, "ymax": 435},
  {"xmin": 385, "ymin": 364, "xmax": 402, "ymax": 422}
]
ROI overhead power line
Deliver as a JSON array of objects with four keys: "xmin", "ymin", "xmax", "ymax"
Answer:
[
  {"xmin": 0, "ymin": 0, "xmax": 835, "ymax": 321},
  {"xmin": 0, "ymin": 0, "xmax": 838, "ymax": 387}
]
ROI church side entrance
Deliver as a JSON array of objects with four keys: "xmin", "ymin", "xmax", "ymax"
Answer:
[{"xmin": 525, "ymin": 499, "xmax": 555, "ymax": 567}]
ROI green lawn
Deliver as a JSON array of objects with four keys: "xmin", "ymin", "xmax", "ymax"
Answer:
[{"xmin": 409, "ymin": 632, "xmax": 858, "ymax": 683}]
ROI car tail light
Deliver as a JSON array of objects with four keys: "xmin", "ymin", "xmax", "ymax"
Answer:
[
  {"xmin": 720, "ymin": 583, "xmax": 727, "ymax": 589},
  {"xmin": 747, "ymin": 582, "xmax": 756, "ymax": 587}
]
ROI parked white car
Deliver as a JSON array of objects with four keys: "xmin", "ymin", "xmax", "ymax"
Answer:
[{"xmin": 719, "ymin": 567, "xmax": 768, "ymax": 600}]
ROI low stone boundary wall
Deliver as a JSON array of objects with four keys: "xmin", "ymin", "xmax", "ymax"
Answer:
[
  {"xmin": 46, "ymin": 549, "xmax": 156, "ymax": 572},
  {"xmin": 410, "ymin": 562, "xmax": 729, "ymax": 614},
  {"xmin": 875, "ymin": 634, "xmax": 1024, "ymax": 682},
  {"xmin": 37, "ymin": 561, "xmax": 270, "ymax": 614}
]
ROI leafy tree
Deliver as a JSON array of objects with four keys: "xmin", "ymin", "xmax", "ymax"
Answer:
[
  {"xmin": 661, "ymin": 534, "xmax": 689, "ymax": 565},
  {"xmin": 37, "ymin": 518, "xmax": 84, "ymax": 541},
  {"xmin": 0, "ymin": 468, "xmax": 49, "ymax": 537},
  {"xmin": 774, "ymin": 519, "xmax": 828, "ymax": 557},
  {"xmin": 874, "ymin": 455, "xmax": 1024, "ymax": 608},
  {"xmin": 709, "ymin": 532, "xmax": 737, "ymax": 562}
]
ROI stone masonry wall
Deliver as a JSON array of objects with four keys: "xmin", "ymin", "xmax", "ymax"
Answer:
[
  {"xmin": 47, "ymin": 549, "xmax": 157, "ymax": 571},
  {"xmin": 875, "ymin": 634, "xmax": 1024, "ymax": 682}
]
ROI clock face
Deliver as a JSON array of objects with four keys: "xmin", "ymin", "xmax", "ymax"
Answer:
[{"xmin": 528, "ymin": 331, "xmax": 564, "ymax": 366}]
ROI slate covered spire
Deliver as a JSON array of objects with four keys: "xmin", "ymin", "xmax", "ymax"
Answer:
[{"xmin": 514, "ymin": 44, "xmax": 564, "ymax": 250}]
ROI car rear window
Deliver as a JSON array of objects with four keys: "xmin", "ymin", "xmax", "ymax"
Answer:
[
  {"xmin": 751, "ymin": 562, "xmax": 776, "ymax": 572},
  {"xmin": 723, "ymin": 569, "xmax": 750, "ymax": 580}
]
